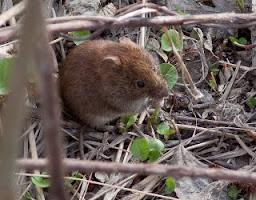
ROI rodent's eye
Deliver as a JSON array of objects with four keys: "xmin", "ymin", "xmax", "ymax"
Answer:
[{"xmin": 136, "ymin": 80, "xmax": 145, "ymax": 88}]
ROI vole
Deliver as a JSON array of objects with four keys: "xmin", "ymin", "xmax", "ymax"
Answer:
[{"xmin": 59, "ymin": 38, "xmax": 168, "ymax": 128}]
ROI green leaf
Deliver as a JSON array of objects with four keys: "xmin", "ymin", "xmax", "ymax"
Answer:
[
  {"xmin": 131, "ymin": 138, "xmax": 149, "ymax": 161},
  {"xmin": 208, "ymin": 72, "xmax": 217, "ymax": 92},
  {"xmin": 161, "ymin": 29, "xmax": 183, "ymax": 52},
  {"xmin": 247, "ymin": 96, "xmax": 256, "ymax": 109},
  {"xmin": 210, "ymin": 65, "xmax": 219, "ymax": 76},
  {"xmin": 24, "ymin": 192, "xmax": 33, "ymax": 200},
  {"xmin": 121, "ymin": 114, "xmax": 138, "ymax": 129},
  {"xmin": 72, "ymin": 171, "xmax": 83, "ymax": 179},
  {"xmin": 238, "ymin": 37, "xmax": 248, "ymax": 45},
  {"xmin": 131, "ymin": 138, "xmax": 165, "ymax": 162},
  {"xmin": 227, "ymin": 185, "xmax": 241, "ymax": 200},
  {"xmin": 64, "ymin": 171, "xmax": 83, "ymax": 187},
  {"xmin": 229, "ymin": 36, "xmax": 239, "ymax": 44},
  {"xmin": 190, "ymin": 28, "xmax": 204, "ymax": 42},
  {"xmin": 149, "ymin": 108, "xmax": 160, "ymax": 124},
  {"xmin": 157, "ymin": 123, "xmax": 175, "ymax": 140},
  {"xmin": 165, "ymin": 177, "xmax": 176, "ymax": 194},
  {"xmin": 236, "ymin": 0, "xmax": 245, "ymax": 11},
  {"xmin": 175, "ymin": 5, "xmax": 187, "ymax": 15},
  {"xmin": 160, "ymin": 63, "xmax": 178, "ymax": 90},
  {"xmin": 147, "ymin": 138, "xmax": 165, "ymax": 162},
  {"xmin": 70, "ymin": 31, "xmax": 91, "ymax": 45},
  {"xmin": 31, "ymin": 174, "xmax": 50, "ymax": 188},
  {"xmin": 148, "ymin": 149, "xmax": 161, "ymax": 163},
  {"xmin": 0, "ymin": 58, "xmax": 13, "ymax": 95},
  {"xmin": 229, "ymin": 36, "xmax": 247, "ymax": 45},
  {"xmin": 148, "ymin": 138, "xmax": 165, "ymax": 152}
]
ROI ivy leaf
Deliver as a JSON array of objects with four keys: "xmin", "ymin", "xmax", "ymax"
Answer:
[
  {"xmin": 238, "ymin": 37, "xmax": 247, "ymax": 45},
  {"xmin": 175, "ymin": 5, "xmax": 187, "ymax": 15},
  {"xmin": 210, "ymin": 65, "xmax": 219, "ymax": 76},
  {"xmin": 236, "ymin": 0, "xmax": 245, "ymax": 11},
  {"xmin": 148, "ymin": 149, "xmax": 161, "ymax": 163},
  {"xmin": 147, "ymin": 138, "xmax": 165, "ymax": 162},
  {"xmin": 190, "ymin": 28, "xmax": 204, "ymax": 42},
  {"xmin": 246, "ymin": 96, "xmax": 256, "ymax": 109},
  {"xmin": 31, "ymin": 174, "xmax": 50, "ymax": 188},
  {"xmin": 130, "ymin": 138, "xmax": 149, "ymax": 161},
  {"xmin": 0, "ymin": 57, "xmax": 13, "ymax": 95},
  {"xmin": 208, "ymin": 72, "xmax": 217, "ymax": 92},
  {"xmin": 148, "ymin": 138, "xmax": 165, "ymax": 152},
  {"xmin": 227, "ymin": 185, "xmax": 241, "ymax": 200},
  {"xmin": 165, "ymin": 177, "xmax": 176, "ymax": 194},
  {"xmin": 161, "ymin": 29, "xmax": 183, "ymax": 52},
  {"xmin": 229, "ymin": 36, "xmax": 247, "ymax": 45},
  {"xmin": 160, "ymin": 63, "xmax": 178, "ymax": 90},
  {"xmin": 121, "ymin": 114, "xmax": 138, "ymax": 130},
  {"xmin": 70, "ymin": 31, "xmax": 91, "ymax": 45},
  {"xmin": 149, "ymin": 108, "xmax": 160, "ymax": 124},
  {"xmin": 229, "ymin": 36, "xmax": 239, "ymax": 44},
  {"xmin": 131, "ymin": 138, "xmax": 165, "ymax": 162},
  {"xmin": 24, "ymin": 192, "xmax": 33, "ymax": 200},
  {"xmin": 157, "ymin": 123, "xmax": 175, "ymax": 140}
]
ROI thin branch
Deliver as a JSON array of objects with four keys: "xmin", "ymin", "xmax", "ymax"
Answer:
[
  {"xmin": 166, "ymin": 27, "xmax": 203, "ymax": 100},
  {"xmin": 219, "ymin": 61, "xmax": 241, "ymax": 102},
  {"xmin": 115, "ymin": 2, "xmax": 177, "ymax": 16},
  {"xmin": 0, "ymin": 0, "xmax": 30, "ymax": 199},
  {"xmin": 170, "ymin": 114, "xmax": 236, "ymax": 127},
  {"xmin": 31, "ymin": 1, "xmax": 67, "ymax": 200},
  {"xmin": 2, "ymin": 11, "xmax": 256, "ymax": 43},
  {"xmin": 0, "ymin": 0, "xmax": 25, "ymax": 26},
  {"xmin": 16, "ymin": 158, "xmax": 256, "ymax": 184},
  {"xmin": 139, "ymin": 0, "xmax": 147, "ymax": 47}
]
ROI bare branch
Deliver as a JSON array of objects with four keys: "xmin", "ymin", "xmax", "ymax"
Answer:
[
  {"xmin": 1, "ymin": 11, "xmax": 256, "ymax": 43},
  {"xmin": 0, "ymin": 0, "xmax": 31, "ymax": 199},
  {"xmin": 0, "ymin": 0, "xmax": 25, "ymax": 26},
  {"xmin": 28, "ymin": 0, "xmax": 67, "ymax": 199},
  {"xmin": 16, "ymin": 158, "xmax": 256, "ymax": 184}
]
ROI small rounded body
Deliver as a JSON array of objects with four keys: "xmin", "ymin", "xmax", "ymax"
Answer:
[{"xmin": 59, "ymin": 39, "xmax": 168, "ymax": 128}]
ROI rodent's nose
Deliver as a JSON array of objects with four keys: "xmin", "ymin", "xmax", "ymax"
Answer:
[
  {"xmin": 148, "ymin": 82, "xmax": 168, "ymax": 108},
  {"xmin": 149, "ymin": 83, "xmax": 169, "ymax": 99},
  {"xmin": 158, "ymin": 85, "xmax": 169, "ymax": 98}
]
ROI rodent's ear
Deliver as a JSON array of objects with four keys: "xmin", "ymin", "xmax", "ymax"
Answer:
[{"xmin": 102, "ymin": 56, "xmax": 121, "ymax": 67}]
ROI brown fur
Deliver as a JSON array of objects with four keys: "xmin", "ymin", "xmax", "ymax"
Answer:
[{"xmin": 59, "ymin": 39, "xmax": 168, "ymax": 128}]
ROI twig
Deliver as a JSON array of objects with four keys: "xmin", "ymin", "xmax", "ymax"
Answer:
[
  {"xmin": 186, "ymin": 139, "xmax": 219, "ymax": 151},
  {"xmin": 2, "ymin": 11, "xmax": 256, "ymax": 43},
  {"xmin": 218, "ymin": 60, "xmax": 256, "ymax": 71},
  {"xmin": 234, "ymin": 135, "xmax": 256, "ymax": 158},
  {"xmin": 1, "ymin": 0, "xmax": 16, "ymax": 26},
  {"xmin": 219, "ymin": 60, "xmax": 241, "ymax": 102},
  {"xmin": 47, "ymin": 15, "xmax": 116, "ymax": 24},
  {"xmin": 191, "ymin": 102, "xmax": 216, "ymax": 109},
  {"xmin": 232, "ymin": 41, "xmax": 256, "ymax": 50},
  {"xmin": 16, "ymin": 158, "xmax": 256, "ymax": 184},
  {"xmin": 115, "ymin": 2, "xmax": 177, "ymax": 16},
  {"xmin": 139, "ymin": 0, "xmax": 147, "ymax": 48},
  {"xmin": 171, "ymin": 114, "xmax": 235, "ymax": 126},
  {"xmin": 17, "ymin": 183, "xmax": 32, "ymax": 200},
  {"xmin": 0, "ymin": 0, "xmax": 30, "ymax": 199},
  {"xmin": 167, "ymin": 28, "xmax": 203, "ymax": 100},
  {"xmin": 117, "ymin": 8, "xmax": 157, "ymax": 21},
  {"xmin": 28, "ymin": 129, "xmax": 45, "ymax": 200},
  {"xmin": 27, "ymin": 0, "xmax": 67, "ymax": 199},
  {"xmin": 0, "ymin": 0, "xmax": 25, "ymax": 26}
]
